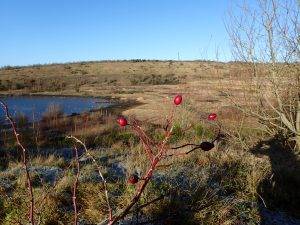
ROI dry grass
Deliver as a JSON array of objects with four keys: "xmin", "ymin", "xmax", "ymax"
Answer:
[
  {"xmin": 0, "ymin": 60, "xmax": 299, "ymax": 224},
  {"xmin": 0, "ymin": 60, "xmax": 270, "ymax": 120}
]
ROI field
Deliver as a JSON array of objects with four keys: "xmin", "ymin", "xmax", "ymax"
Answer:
[
  {"xmin": 0, "ymin": 60, "xmax": 299, "ymax": 225},
  {"xmin": 0, "ymin": 60, "xmax": 259, "ymax": 119}
]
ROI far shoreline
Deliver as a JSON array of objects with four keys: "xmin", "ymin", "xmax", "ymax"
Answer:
[{"xmin": 0, "ymin": 93, "xmax": 143, "ymax": 118}]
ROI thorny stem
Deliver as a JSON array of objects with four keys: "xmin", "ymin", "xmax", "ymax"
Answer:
[
  {"xmin": 167, "ymin": 145, "xmax": 204, "ymax": 157},
  {"xmin": 72, "ymin": 145, "xmax": 80, "ymax": 225},
  {"xmin": 131, "ymin": 124, "xmax": 154, "ymax": 162},
  {"xmin": 108, "ymin": 158, "xmax": 159, "ymax": 224},
  {"xmin": 107, "ymin": 126, "xmax": 174, "ymax": 225},
  {"xmin": 0, "ymin": 100, "xmax": 35, "ymax": 225},
  {"xmin": 66, "ymin": 136, "xmax": 113, "ymax": 223},
  {"xmin": 133, "ymin": 193, "xmax": 169, "ymax": 213},
  {"xmin": 168, "ymin": 122, "xmax": 222, "ymax": 157},
  {"xmin": 77, "ymin": 103, "xmax": 218, "ymax": 224},
  {"xmin": 171, "ymin": 143, "xmax": 200, "ymax": 150},
  {"xmin": 98, "ymin": 124, "xmax": 174, "ymax": 225},
  {"xmin": 105, "ymin": 107, "xmax": 179, "ymax": 224}
]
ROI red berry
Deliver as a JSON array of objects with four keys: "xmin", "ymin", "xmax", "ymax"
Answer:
[
  {"xmin": 208, "ymin": 113, "xmax": 217, "ymax": 121},
  {"xmin": 117, "ymin": 117, "xmax": 128, "ymax": 127},
  {"xmin": 128, "ymin": 174, "xmax": 139, "ymax": 184},
  {"xmin": 174, "ymin": 95, "xmax": 182, "ymax": 105}
]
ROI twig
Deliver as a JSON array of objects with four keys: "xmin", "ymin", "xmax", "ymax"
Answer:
[
  {"xmin": 66, "ymin": 135, "xmax": 113, "ymax": 223},
  {"xmin": 0, "ymin": 100, "xmax": 35, "ymax": 225},
  {"xmin": 167, "ymin": 123, "xmax": 222, "ymax": 157},
  {"xmin": 171, "ymin": 143, "xmax": 199, "ymax": 150},
  {"xmin": 135, "ymin": 193, "xmax": 169, "ymax": 212},
  {"xmin": 257, "ymin": 193, "xmax": 267, "ymax": 208},
  {"xmin": 100, "ymin": 126, "xmax": 174, "ymax": 225},
  {"xmin": 72, "ymin": 145, "xmax": 80, "ymax": 225},
  {"xmin": 167, "ymin": 145, "xmax": 202, "ymax": 157}
]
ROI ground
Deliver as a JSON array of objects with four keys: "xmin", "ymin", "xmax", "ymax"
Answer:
[{"xmin": 0, "ymin": 60, "xmax": 299, "ymax": 225}]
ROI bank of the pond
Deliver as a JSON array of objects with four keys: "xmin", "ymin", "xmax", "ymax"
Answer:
[{"xmin": 0, "ymin": 94, "xmax": 142, "ymax": 122}]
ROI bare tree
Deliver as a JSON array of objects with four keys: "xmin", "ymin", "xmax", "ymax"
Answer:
[{"xmin": 225, "ymin": 0, "xmax": 300, "ymax": 152}]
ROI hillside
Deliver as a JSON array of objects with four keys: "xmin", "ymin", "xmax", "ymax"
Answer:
[{"xmin": 0, "ymin": 60, "xmax": 258, "ymax": 121}]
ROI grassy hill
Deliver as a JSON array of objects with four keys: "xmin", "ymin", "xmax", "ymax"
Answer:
[
  {"xmin": 0, "ymin": 60, "xmax": 258, "ymax": 120},
  {"xmin": 0, "ymin": 60, "xmax": 299, "ymax": 224}
]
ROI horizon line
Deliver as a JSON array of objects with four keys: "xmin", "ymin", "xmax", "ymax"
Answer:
[{"xmin": 0, "ymin": 58, "xmax": 240, "ymax": 69}]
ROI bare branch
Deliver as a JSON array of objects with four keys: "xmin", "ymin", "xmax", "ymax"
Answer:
[
  {"xmin": 66, "ymin": 135, "xmax": 113, "ymax": 223},
  {"xmin": 0, "ymin": 100, "xmax": 35, "ymax": 225},
  {"xmin": 72, "ymin": 145, "xmax": 80, "ymax": 225}
]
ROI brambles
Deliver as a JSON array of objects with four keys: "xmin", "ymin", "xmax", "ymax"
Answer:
[
  {"xmin": 173, "ymin": 95, "xmax": 182, "ymax": 105},
  {"xmin": 0, "ymin": 94, "xmax": 223, "ymax": 225},
  {"xmin": 101, "ymin": 95, "xmax": 223, "ymax": 224}
]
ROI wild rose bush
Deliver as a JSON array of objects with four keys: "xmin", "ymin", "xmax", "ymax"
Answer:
[{"xmin": 0, "ymin": 95, "xmax": 220, "ymax": 225}]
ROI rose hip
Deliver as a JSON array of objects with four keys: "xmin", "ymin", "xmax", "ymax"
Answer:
[
  {"xmin": 117, "ymin": 117, "xmax": 128, "ymax": 127},
  {"xmin": 200, "ymin": 141, "xmax": 214, "ymax": 151},
  {"xmin": 208, "ymin": 113, "xmax": 217, "ymax": 121},
  {"xmin": 128, "ymin": 174, "xmax": 139, "ymax": 184},
  {"xmin": 174, "ymin": 95, "xmax": 182, "ymax": 105}
]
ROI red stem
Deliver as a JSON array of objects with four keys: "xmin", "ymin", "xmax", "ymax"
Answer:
[
  {"xmin": 109, "ymin": 158, "xmax": 159, "ymax": 225},
  {"xmin": 72, "ymin": 145, "xmax": 80, "ymax": 225},
  {"xmin": 0, "ymin": 100, "xmax": 35, "ymax": 225},
  {"xmin": 108, "ymin": 127, "xmax": 173, "ymax": 225},
  {"xmin": 66, "ymin": 136, "xmax": 113, "ymax": 223}
]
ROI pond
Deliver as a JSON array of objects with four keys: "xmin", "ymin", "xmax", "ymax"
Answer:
[{"xmin": 0, "ymin": 95, "xmax": 114, "ymax": 121}]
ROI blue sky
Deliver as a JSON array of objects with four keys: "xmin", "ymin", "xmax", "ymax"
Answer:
[{"xmin": 0, "ymin": 0, "xmax": 232, "ymax": 66}]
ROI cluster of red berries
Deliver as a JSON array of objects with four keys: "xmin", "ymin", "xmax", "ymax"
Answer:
[
  {"xmin": 118, "ymin": 95, "xmax": 218, "ymax": 184},
  {"xmin": 117, "ymin": 95, "xmax": 184, "ymax": 127},
  {"xmin": 117, "ymin": 95, "xmax": 217, "ymax": 127},
  {"xmin": 173, "ymin": 95, "xmax": 218, "ymax": 121}
]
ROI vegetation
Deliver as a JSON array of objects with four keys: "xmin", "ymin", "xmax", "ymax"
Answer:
[
  {"xmin": 129, "ymin": 74, "xmax": 185, "ymax": 85},
  {"xmin": 0, "ymin": 90, "xmax": 299, "ymax": 224},
  {"xmin": 0, "ymin": 0, "xmax": 299, "ymax": 224}
]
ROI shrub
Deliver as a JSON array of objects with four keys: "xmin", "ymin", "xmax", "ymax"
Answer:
[{"xmin": 130, "ymin": 74, "xmax": 184, "ymax": 85}]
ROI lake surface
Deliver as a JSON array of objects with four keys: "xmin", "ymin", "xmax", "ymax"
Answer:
[{"xmin": 0, "ymin": 95, "xmax": 113, "ymax": 121}]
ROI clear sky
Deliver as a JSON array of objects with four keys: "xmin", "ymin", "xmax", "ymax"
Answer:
[{"xmin": 0, "ymin": 0, "xmax": 232, "ymax": 67}]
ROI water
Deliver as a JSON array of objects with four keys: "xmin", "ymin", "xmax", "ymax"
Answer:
[{"xmin": 0, "ymin": 95, "xmax": 113, "ymax": 121}]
